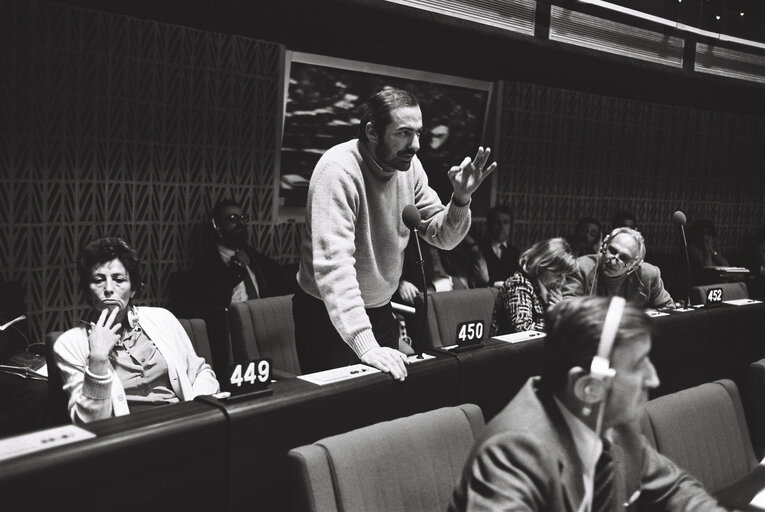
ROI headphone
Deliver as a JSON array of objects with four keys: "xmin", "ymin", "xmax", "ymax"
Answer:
[
  {"xmin": 573, "ymin": 296, "xmax": 626, "ymax": 417},
  {"xmin": 211, "ymin": 217, "xmax": 221, "ymax": 237}
]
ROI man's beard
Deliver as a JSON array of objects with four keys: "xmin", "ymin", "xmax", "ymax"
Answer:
[{"xmin": 375, "ymin": 141, "xmax": 416, "ymax": 172}]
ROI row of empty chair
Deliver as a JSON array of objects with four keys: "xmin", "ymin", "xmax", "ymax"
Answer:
[{"xmin": 287, "ymin": 379, "xmax": 760, "ymax": 512}]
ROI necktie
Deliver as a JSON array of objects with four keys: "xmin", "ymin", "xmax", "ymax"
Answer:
[
  {"xmin": 592, "ymin": 439, "xmax": 615, "ymax": 512},
  {"xmin": 242, "ymin": 269, "xmax": 259, "ymax": 300}
]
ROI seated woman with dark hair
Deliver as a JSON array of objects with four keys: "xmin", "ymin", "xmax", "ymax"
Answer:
[
  {"xmin": 490, "ymin": 238, "xmax": 577, "ymax": 336},
  {"xmin": 54, "ymin": 237, "xmax": 219, "ymax": 423}
]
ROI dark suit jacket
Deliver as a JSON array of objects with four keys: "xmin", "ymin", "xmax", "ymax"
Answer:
[
  {"xmin": 478, "ymin": 238, "xmax": 520, "ymax": 286},
  {"xmin": 563, "ymin": 254, "xmax": 674, "ymax": 308},
  {"xmin": 187, "ymin": 240, "xmax": 294, "ymax": 372},
  {"xmin": 450, "ymin": 378, "xmax": 726, "ymax": 511},
  {"xmin": 191, "ymin": 242, "xmax": 288, "ymax": 311}
]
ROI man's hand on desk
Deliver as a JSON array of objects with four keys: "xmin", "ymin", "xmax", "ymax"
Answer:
[{"xmin": 360, "ymin": 346, "xmax": 409, "ymax": 381}]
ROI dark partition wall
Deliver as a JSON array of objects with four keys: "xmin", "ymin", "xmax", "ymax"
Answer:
[
  {"xmin": 495, "ymin": 81, "xmax": 765, "ymax": 254},
  {"xmin": 0, "ymin": 0, "xmax": 285, "ymax": 339}
]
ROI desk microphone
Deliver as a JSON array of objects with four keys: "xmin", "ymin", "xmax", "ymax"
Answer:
[
  {"xmin": 673, "ymin": 210, "xmax": 692, "ymax": 306},
  {"xmin": 402, "ymin": 205, "xmax": 428, "ymax": 346}
]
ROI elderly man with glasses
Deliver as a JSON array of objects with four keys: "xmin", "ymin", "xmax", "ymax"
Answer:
[{"xmin": 562, "ymin": 227, "xmax": 675, "ymax": 309}]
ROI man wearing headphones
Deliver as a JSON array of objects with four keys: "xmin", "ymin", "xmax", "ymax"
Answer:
[
  {"xmin": 562, "ymin": 227, "xmax": 674, "ymax": 308},
  {"xmin": 450, "ymin": 296, "xmax": 725, "ymax": 511},
  {"xmin": 189, "ymin": 199, "xmax": 292, "ymax": 370}
]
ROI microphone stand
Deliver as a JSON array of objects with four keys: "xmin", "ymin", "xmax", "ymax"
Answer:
[
  {"xmin": 412, "ymin": 227, "xmax": 429, "ymax": 346},
  {"xmin": 679, "ymin": 224, "xmax": 692, "ymax": 307}
]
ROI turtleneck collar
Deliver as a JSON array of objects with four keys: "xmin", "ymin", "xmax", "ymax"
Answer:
[{"xmin": 357, "ymin": 139, "xmax": 400, "ymax": 182}]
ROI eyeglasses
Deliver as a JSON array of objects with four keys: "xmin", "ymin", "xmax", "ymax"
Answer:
[
  {"xmin": 219, "ymin": 213, "xmax": 249, "ymax": 224},
  {"xmin": 605, "ymin": 245, "xmax": 633, "ymax": 267}
]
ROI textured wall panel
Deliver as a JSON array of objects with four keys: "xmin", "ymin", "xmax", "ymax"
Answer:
[
  {"xmin": 0, "ymin": 0, "xmax": 284, "ymax": 340},
  {"xmin": 496, "ymin": 81, "xmax": 765, "ymax": 256}
]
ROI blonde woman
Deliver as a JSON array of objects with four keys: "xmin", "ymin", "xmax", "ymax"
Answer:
[{"xmin": 490, "ymin": 238, "xmax": 577, "ymax": 335}]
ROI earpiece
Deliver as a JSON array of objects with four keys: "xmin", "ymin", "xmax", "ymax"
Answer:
[
  {"xmin": 574, "ymin": 296, "xmax": 626, "ymax": 414},
  {"xmin": 211, "ymin": 218, "xmax": 220, "ymax": 236}
]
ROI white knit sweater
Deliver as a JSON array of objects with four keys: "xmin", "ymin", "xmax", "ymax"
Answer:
[{"xmin": 297, "ymin": 139, "xmax": 471, "ymax": 357}]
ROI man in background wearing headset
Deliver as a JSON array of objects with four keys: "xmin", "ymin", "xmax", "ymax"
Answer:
[
  {"xmin": 450, "ymin": 296, "xmax": 725, "ymax": 511},
  {"xmin": 189, "ymin": 199, "xmax": 292, "ymax": 370},
  {"xmin": 562, "ymin": 227, "xmax": 674, "ymax": 308}
]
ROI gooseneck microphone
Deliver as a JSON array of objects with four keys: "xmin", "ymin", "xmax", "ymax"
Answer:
[
  {"xmin": 402, "ymin": 205, "xmax": 428, "ymax": 346},
  {"xmin": 673, "ymin": 210, "xmax": 692, "ymax": 306}
]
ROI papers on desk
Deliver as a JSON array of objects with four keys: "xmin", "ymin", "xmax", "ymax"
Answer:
[
  {"xmin": 750, "ymin": 489, "xmax": 765, "ymax": 510},
  {"xmin": 747, "ymin": 457, "xmax": 765, "ymax": 510},
  {"xmin": 0, "ymin": 424, "xmax": 95, "ymax": 462},
  {"xmin": 645, "ymin": 309, "xmax": 670, "ymax": 318},
  {"xmin": 724, "ymin": 298, "xmax": 763, "ymax": 306},
  {"xmin": 707, "ymin": 266, "xmax": 751, "ymax": 273},
  {"xmin": 493, "ymin": 331, "xmax": 547, "ymax": 344},
  {"xmin": 298, "ymin": 364, "xmax": 381, "ymax": 386}
]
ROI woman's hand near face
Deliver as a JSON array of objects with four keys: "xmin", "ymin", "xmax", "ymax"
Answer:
[
  {"xmin": 547, "ymin": 287, "xmax": 563, "ymax": 307},
  {"xmin": 87, "ymin": 307, "xmax": 121, "ymax": 376}
]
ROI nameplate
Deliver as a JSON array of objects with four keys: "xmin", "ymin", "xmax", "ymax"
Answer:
[
  {"xmin": 0, "ymin": 424, "xmax": 96, "ymax": 462},
  {"xmin": 706, "ymin": 287, "xmax": 724, "ymax": 305},
  {"xmin": 223, "ymin": 358, "xmax": 272, "ymax": 397},
  {"xmin": 456, "ymin": 320, "xmax": 485, "ymax": 346},
  {"xmin": 724, "ymin": 299, "xmax": 763, "ymax": 306},
  {"xmin": 298, "ymin": 364, "xmax": 380, "ymax": 386},
  {"xmin": 493, "ymin": 331, "xmax": 547, "ymax": 344}
]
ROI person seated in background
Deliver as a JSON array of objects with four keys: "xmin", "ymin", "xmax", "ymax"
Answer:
[
  {"xmin": 563, "ymin": 227, "xmax": 674, "ymax": 308},
  {"xmin": 490, "ymin": 237, "xmax": 576, "ymax": 336},
  {"xmin": 611, "ymin": 210, "xmax": 638, "ymax": 231},
  {"xmin": 189, "ymin": 199, "xmax": 293, "ymax": 371},
  {"xmin": 397, "ymin": 235, "xmax": 463, "ymax": 305},
  {"xmin": 475, "ymin": 205, "xmax": 520, "ymax": 287},
  {"xmin": 568, "ymin": 217, "xmax": 602, "ymax": 258},
  {"xmin": 55, "ymin": 237, "xmax": 219, "ymax": 423},
  {"xmin": 745, "ymin": 226, "xmax": 765, "ymax": 299},
  {"xmin": 397, "ymin": 231, "xmax": 486, "ymax": 305},
  {"xmin": 192, "ymin": 199, "xmax": 291, "ymax": 306},
  {"xmin": 687, "ymin": 219, "xmax": 730, "ymax": 281},
  {"xmin": 747, "ymin": 226, "xmax": 765, "ymax": 277},
  {"xmin": 450, "ymin": 296, "xmax": 726, "ymax": 511}
]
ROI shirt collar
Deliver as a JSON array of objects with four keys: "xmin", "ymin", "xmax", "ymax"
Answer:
[
  {"xmin": 553, "ymin": 395, "xmax": 603, "ymax": 477},
  {"xmin": 217, "ymin": 243, "xmax": 236, "ymax": 263}
]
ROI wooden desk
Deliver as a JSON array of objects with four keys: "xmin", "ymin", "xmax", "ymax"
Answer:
[
  {"xmin": 2, "ymin": 301, "xmax": 763, "ymax": 511},
  {"xmin": 0, "ymin": 402, "xmax": 228, "ymax": 511},
  {"xmin": 715, "ymin": 465, "xmax": 765, "ymax": 511},
  {"xmin": 650, "ymin": 302, "xmax": 765, "ymax": 399},
  {"xmin": 215, "ymin": 353, "xmax": 460, "ymax": 510}
]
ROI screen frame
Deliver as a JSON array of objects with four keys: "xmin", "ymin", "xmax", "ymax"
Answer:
[{"xmin": 274, "ymin": 51, "xmax": 495, "ymax": 221}]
